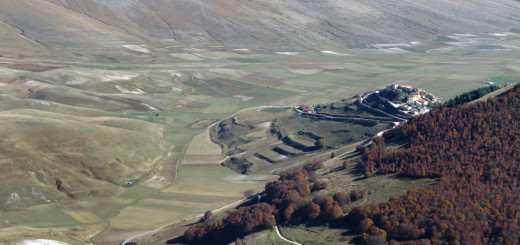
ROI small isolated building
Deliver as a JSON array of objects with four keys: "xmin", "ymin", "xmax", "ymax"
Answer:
[{"xmin": 298, "ymin": 104, "xmax": 313, "ymax": 113}]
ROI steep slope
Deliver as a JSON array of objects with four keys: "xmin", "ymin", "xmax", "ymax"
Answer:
[{"xmin": 2, "ymin": 0, "xmax": 519, "ymax": 50}]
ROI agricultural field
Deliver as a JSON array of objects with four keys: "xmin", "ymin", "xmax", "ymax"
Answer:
[{"xmin": 0, "ymin": 31, "xmax": 519, "ymax": 244}]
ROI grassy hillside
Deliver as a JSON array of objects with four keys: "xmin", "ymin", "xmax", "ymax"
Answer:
[
  {"xmin": 212, "ymin": 97, "xmax": 399, "ymax": 175},
  {"xmin": 0, "ymin": 0, "xmax": 519, "ymax": 50},
  {"xmin": 0, "ymin": 109, "xmax": 170, "ymax": 211}
]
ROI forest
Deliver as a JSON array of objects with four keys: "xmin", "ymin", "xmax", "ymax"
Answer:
[{"xmin": 351, "ymin": 84, "xmax": 520, "ymax": 244}]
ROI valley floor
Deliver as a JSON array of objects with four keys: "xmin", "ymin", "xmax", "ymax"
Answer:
[{"xmin": 0, "ymin": 31, "xmax": 519, "ymax": 244}]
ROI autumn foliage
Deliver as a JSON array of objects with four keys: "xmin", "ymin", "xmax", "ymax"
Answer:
[
  {"xmin": 184, "ymin": 169, "xmax": 316, "ymax": 243},
  {"xmin": 184, "ymin": 202, "xmax": 276, "ymax": 243},
  {"xmin": 184, "ymin": 166, "xmax": 366, "ymax": 243},
  {"xmin": 350, "ymin": 84, "xmax": 520, "ymax": 244}
]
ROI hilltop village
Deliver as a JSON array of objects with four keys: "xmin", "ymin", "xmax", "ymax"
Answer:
[
  {"xmin": 382, "ymin": 83, "xmax": 444, "ymax": 115},
  {"xmin": 298, "ymin": 84, "xmax": 444, "ymax": 116}
]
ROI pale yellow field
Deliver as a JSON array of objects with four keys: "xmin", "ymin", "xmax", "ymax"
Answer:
[
  {"xmin": 60, "ymin": 209, "xmax": 103, "ymax": 224},
  {"xmin": 110, "ymin": 206, "xmax": 194, "ymax": 230},
  {"xmin": 182, "ymin": 155, "xmax": 226, "ymax": 164},
  {"xmin": 184, "ymin": 129, "xmax": 222, "ymax": 155}
]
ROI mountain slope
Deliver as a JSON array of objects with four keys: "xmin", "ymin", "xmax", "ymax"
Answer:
[{"xmin": 1, "ymin": 0, "xmax": 519, "ymax": 51}]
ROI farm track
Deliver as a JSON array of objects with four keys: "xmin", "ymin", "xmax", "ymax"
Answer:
[
  {"xmin": 275, "ymin": 226, "xmax": 302, "ymax": 245},
  {"xmin": 304, "ymin": 111, "xmax": 402, "ymax": 123}
]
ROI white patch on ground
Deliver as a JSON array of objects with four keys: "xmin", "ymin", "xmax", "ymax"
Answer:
[
  {"xmin": 122, "ymin": 45, "xmax": 150, "ymax": 53},
  {"xmin": 453, "ymin": 33, "xmax": 477, "ymax": 37},
  {"xmin": 287, "ymin": 69, "xmax": 323, "ymax": 75},
  {"xmin": 256, "ymin": 122, "xmax": 272, "ymax": 128},
  {"xmin": 25, "ymin": 80, "xmax": 44, "ymax": 86},
  {"xmin": 171, "ymin": 87, "xmax": 182, "ymax": 93},
  {"xmin": 184, "ymin": 48, "xmax": 207, "ymax": 53},
  {"xmin": 411, "ymin": 41, "xmax": 423, "ymax": 46},
  {"xmin": 321, "ymin": 50, "xmax": 349, "ymax": 56},
  {"xmin": 70, "ymin": 69, "xmax": 139, "ymax": 82},
  {"xmin": 101, "ymin": 74, "xmax": 139, "ymax": 82},
  {"xmin": 21, "ymin": 239, "xmax": 70, "ymax": 245},
  {"xmin": 489, "ymin": 33, "xmax": 508, "ymax": 37},
  {"xmin": 65, "ymin": 78, "xmax": 86, "ymax": 85},
  {"xmin": 386, "ymin": 47, "xmax": 408, "ymax": 53},
  {"xmin": 170, "ymin": 53, "xmax": 205, "ymax": 61},
  {"xmin": 373, "ymin": 43, "xmax": 412, "ymax": 48},
  {"xmin": 192, "ymin": 72, "xmax": 204, "ymax": 80},
  {"xmin": 233, "ymin": 95, "xmax": 255, "ymax": 101},
  {"xmin": 115, "ymin": 85, "xmax": 145, "ymax": 95},
  {"xmin": 275, "ymin": 52, "xmax": 300, "ymax": 55},
  {"xmin": 0, "ymin": 83, "xmax": 7, "ymax": 87},
  {"xmin": 141, "ymin": 103, "xmax": 158, "ymax": 111},
  {"xmin": 9, "ymin": 192, "xmax": 20, "ymax": 200},
  {"xmin": 170, "ymin": 72, "xmax": 184, "ymax": 77}
]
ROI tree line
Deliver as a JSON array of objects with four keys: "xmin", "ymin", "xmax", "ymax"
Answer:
[{"xmin": 442, "ymin": 85, "xmax": 500, "ymax": 107}]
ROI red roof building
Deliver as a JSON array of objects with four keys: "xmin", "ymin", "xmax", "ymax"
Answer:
[{"xmin": 299, "ymin": 104, "xmax": 312, "ymax": 112}]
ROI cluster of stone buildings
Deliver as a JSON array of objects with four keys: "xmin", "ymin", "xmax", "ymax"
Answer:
[{"xmin": 385, "ymin": 84, "xmax": 444, "ymax": 115}]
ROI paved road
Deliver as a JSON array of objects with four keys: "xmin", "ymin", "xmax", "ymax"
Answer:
[{"xmin": 275, "ymin": 226, "xmax": 302, "ymax": 245}]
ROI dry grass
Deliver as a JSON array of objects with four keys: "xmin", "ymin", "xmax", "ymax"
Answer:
[{"xmin": 184, "ymin": 129, "xmax": 222, "ymax": 155}]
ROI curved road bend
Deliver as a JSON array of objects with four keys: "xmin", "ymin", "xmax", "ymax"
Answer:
[{"xmin": 275, "ymin": 226, "xmax": 302, "ymax": 245}]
